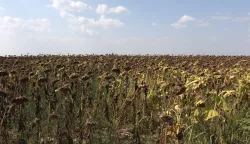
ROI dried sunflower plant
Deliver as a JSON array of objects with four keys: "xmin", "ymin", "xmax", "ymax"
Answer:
[{"xmin": 0, "ymin": 55, "xmax": 250, "ymax": 144}]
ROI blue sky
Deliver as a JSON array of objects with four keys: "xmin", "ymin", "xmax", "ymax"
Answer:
[{"xmin": 0, "ymin": 0, "xmax": 249, "ymax": 55}]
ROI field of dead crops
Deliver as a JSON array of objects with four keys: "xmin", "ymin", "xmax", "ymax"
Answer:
[{"xmin": 1, "ymin": 55, "xmax": 250, "ymax": 144}]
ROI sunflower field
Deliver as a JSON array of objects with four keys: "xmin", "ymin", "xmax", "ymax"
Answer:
[{"xmin": 1, "ymin": 55, "xmax": 250, "ymax": 144}]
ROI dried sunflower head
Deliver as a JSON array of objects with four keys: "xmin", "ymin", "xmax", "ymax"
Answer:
[
  {"xmin": 0, "ymin": 70, "xmax": 9, "ymax": 77},
  {"xmin": 59, "ymin": 84, "xmax": 71, "ymax": 93},
  {"xmin": 18, "ymin": 138, "xmax": 27, "ymax": 144},
  {"xmin": 116, "ymin": 129, "xmax": 133, "ymax": 139},
  {"xmin": 10, "ymin": 70, "xmax": 17, "ymax": 75},
  {"xmin": 19, "ymin": 77, "xmax": 29, "ymax": 83},
  {"xmin": 85, "ymin": 118, "xmax": 97, "ymax": 127},
  {"xmin": 112, "ymin": 67, "xmax": 120, "ymax": 74},
  {"xmin": 0, "ymin": 90, "xmax": 7, "ymax": 97},
  {"xmin": 38, "ymin": 77, "xmax": 48, "ymax": 83},
  {"xmin": 69, "ymin": 73, "xmax": 80, "ymax": 79},
  {"xmin": 49, "ymin": 112, "xmax": 59, "ymax": 120},
  {"xmin": 176, "ymin": 87, "xmax": 186, "ymax": 95},
  {"xmin": 29, "ymin": 72, "xmax": 35, "ymax": 76},
  {"xmin": 12, "ymin": 96, "xmax": 29, "ymax": 105},
  {"xmin": 52, "ymin": 79, "xmax": 60, "ymax": 85},
  {"xmin": 159, "ymin": 114, "xmax": 174, "ymax": 126},
  {"xmin": 73, "ymin": 61, "xmax": 80, "ymax": 65},
  {"xmin": 105, "ymin": 75, "xmax": 113, "ymax": 81},
  {"xmin": 43, "ymin": 68, "xmax": 51, "ymax": 73},
  {"xmin": 81, "ymin": 74, "xmax": 90, "ymax": 81},
  {"xmin": 124, "ymin": 66, "xmax": 132, "ymax": 71}
]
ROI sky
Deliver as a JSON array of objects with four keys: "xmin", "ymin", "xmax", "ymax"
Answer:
[{"xmin": 0, "ymin": 0, "xmax": 250, "ymax": 55}]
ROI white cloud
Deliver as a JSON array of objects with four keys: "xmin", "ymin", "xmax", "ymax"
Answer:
[
  {"xmin": 50, "ymin": 1, "xmax": 126, "ymax": 35},
  {"xmin": 96, "ymin": 4, "xmax": 129, "ymax": 14},
  {"xmin": 171, "ymin": 23, "xmax": 186, "ymax": 29},
  {"xmin": 58, "ymin": 11, "xmax": 96, "ymax": 35},
  {"xmin": 0, "ymin": 7, "xmax": 4, "ymax": 10},
  {"xmin": 198, "ymin": 20, "xmax": 209, "ymax": 27},
  {"xmin": 89, "ymin": 6, "xmax": 93, "ymax": 10},
  {"xmin": 24, "ymin": 19, "xmax": 51, "ymax": 32},
  {"xmin": 152, "ymin": 23, "xmax": 156, "ymax": 26},
  {"xmin": 60, "ymin": 11, "xmax": 81, "ymax": 30},
  {"xmin": 212, "ymin": 14, "xmax": 250, "ymax": 22},
  {"xmin": 171, "ymin": 15, "xmax": 195, "ymax": 29},
  {"xmin": 50, "ymin": 0, "xmax": 89, "ymax": 12},
  {"xmin": 59, "ymin": 11, "xmax": 124, "ymax": 35},
  {"xmin": 80, "ymin": 25, "xmax": 96, "ymax": 36},
  {"xmin": 0, "ymin": 17, "xmax": 23, "ymax": 34},
  {"xmin": 178, "ymin": 15, "xmax": 195, "ymax": 23},
  {"xmin": 0, "ymin": 16, "xmax": 50, "ymax": 35},
  {"xmin": 232, "ymin": 17, "xmax": 250, "ymax": 22},
  {"xmin": 78, "ymin": 15, "xmax": 125, "ymax": 29},
  {"xmin": 96, "ymin": 15, "xmax": 125, "ymax": 28},
  {"xmin": 212, "ymin": 16, "xmax": 232, "ymax": 20}
]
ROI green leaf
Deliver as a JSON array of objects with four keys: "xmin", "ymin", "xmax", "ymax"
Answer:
[
  {"xmin": 214, "ymin": 96, "xmax": 221, "ymax": 104},
  {"xmin": 204, "ymin": 110, "xmax": 219, "ymax": 121}
]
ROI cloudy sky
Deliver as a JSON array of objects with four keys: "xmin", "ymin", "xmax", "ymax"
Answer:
[{"xmin": 0, "ymin": 0, "xmax": 250, "ymax": 55}]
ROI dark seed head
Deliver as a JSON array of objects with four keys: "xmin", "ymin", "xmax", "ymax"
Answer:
[
  {"xmin": 29, "ymin": 72, "xmax": 35, "ymax": 76},
  {"xmin": 176, "ymin": 87, "xmax": 186, "ymax": 95},
  {"xmin": 0, "ymin": 70, "xmax": 9, "ymax": 77},
  {"xmin": 18, "ymin": 138, "xmax": 27, "ymax": 144},
  {"xmin": 0, "ymin": 90, "xmax": 7, "ymax": 97},
  {"xmin": 52, "ymin": 79, "xmax": 60, "ymax": 85},
  {"xmin": 44, "ymin": 68, "xmax": 51, "ymax": 73},
  {"xmin": 105, "ymin": 75, "xmax": 113, "ymax": 81},
  {"xmin": 38, "ymin": 77, "xmax": 48, "ymax": 83},
  {"xmin": 159, "ymin": 114, "xmax": 174, "ymax": 125},
  {"xmin": 59, "ymin": 85, "xmax": 71, "ymax": 93},
  {"xmin": 124, "ymin": 66, "xmax": 132, "ymax": 71},
  {"xmin": 12, "ymin": 96, "xmax": 29, "ymax": 105},
  {"xmin": 81, "ymin": 74, "xmax": 90, "ymax": 81},
  {"xmin": 10, "ymin": 70, "xmax": 17, "ymax": 75},
  {"xmin": 112, "ymin": 67, "xmax": 120, "ymax": 74},
  {"xmin": 56, "ymin": 64, "xmax": 63, "ymax": 69},
  {"xmin": 49, "ymin": 112, "xmax": 59, "ymax": 119},
  {"xmin": 116, "ymin": 129, "xmax": 133, "ymax": 139},
  {"xmin": 85, "ymin": 118, "xmax": 97, "ymax": 127},
  {"xmin": 20, "ymin": 77, "xmax": 29, "ymax": 83},
  {"xmin": 73, "ymin": 61, "xmax": 80, "ymax": 64},
  {"xmin": 69, "ymin": 73, "xmax": 80, "ymax": 79}
]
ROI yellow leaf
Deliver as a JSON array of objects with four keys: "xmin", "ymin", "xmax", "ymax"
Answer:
[
  {"xmin": 175, "ymin": 105, "xmax": 180, "ymax": 111},
  {"xmin": 55, "ymin": 89, "xmax": 60, "ymax": 93},
  {"xmin": 223, "ymin": 90, "xmax": 235, "ymax": 98},
  {"xmin": 194, "ymin": 109, "xmax": 199, "ymax": 117},
  {"xmin": 204, "ymin": 110, "xmax": 219, "ymax": 121},
  {"xmin": 221, "ymin": 99, "xmax": 229, "ymax": 111},
  {"xmin": 195, "ymin": 100, "xmax": 206, "ymax": 108}
]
